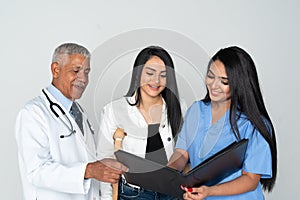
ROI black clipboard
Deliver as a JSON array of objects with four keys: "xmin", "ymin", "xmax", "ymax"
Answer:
[{"xmin": 115, "ymin": 139, "xmax": 248, "ymax": 199}]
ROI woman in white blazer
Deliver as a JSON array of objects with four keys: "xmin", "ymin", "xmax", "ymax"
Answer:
[{"xmin": 97, "ymin": 46, "xmax": 187, "ymax": 200}]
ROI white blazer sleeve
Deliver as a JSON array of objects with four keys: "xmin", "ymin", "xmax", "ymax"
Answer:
[
  {"xmin": 96, "ymin": 103, "xmax": 118, "ymax": 199},
  {"xmin": 96, "ymin": 103, "xmax": 116, "ymax": 159}
]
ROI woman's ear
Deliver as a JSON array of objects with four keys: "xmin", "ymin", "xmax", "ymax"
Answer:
[{"xmin": 51, "ymin": 62, "xmax": 60, "ymax": 78}]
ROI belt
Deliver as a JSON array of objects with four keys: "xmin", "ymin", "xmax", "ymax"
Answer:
[{"xmin": 121, "ymin": 176, "xmax": 141, "ymax": 189}]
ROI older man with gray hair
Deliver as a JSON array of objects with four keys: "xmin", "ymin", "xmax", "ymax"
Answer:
[{"xmin": 15, "ymin": 43, "xmax": 127, "ymax": 200}]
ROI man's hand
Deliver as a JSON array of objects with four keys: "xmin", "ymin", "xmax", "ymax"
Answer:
[{"xmin": 85, "ymin": 158, "xmax": 128, "ymax": 183}]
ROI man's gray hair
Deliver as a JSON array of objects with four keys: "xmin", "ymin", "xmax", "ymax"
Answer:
[{"xmin": 52, "ymin": 43, "xmax": 91, "ymax": 63}]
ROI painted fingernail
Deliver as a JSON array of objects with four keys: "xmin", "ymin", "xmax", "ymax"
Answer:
[{"xmin": 187, "ymin": 188, "xmax": 193, "ymax": 192}]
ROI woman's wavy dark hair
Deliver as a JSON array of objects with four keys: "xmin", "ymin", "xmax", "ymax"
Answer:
[
  {"xmin": 203, "ymin": 46, "xmax": 277, "ymax": 192},
  {"xmin": 125, "ymin": 46, "xmax": 183, "ymax": 138}
]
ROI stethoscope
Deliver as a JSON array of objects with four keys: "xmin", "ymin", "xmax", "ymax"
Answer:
[
  {"xmin": 42, "ymin": 89, "xmax": 98, "ymax": 160},
  {"xmin": 42, "ymin": 89, "xmax": 76, "ymax": 138}
]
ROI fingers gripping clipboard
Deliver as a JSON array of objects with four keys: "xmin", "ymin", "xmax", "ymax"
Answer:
[{"xmin": 115, "ymin": 139, "xmax": 248, "ymax": 199}]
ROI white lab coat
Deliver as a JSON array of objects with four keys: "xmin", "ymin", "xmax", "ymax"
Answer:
[
  {"xmin": 96, "ymin": 95, "xmax": 187, "ymax": 199},
  {"xmin": 15, "ymin": 89, "xmax": 100, "ymax": 200}
]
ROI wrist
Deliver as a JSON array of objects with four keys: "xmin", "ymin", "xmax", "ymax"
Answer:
[{"xmin": 84, "ymin": 162, "xmax": 94, "ymax": 179}]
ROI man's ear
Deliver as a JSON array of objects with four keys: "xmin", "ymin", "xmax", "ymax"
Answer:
[{"xmin": 51, "ymin": 62, "xmax": 60, "ymax": 78}]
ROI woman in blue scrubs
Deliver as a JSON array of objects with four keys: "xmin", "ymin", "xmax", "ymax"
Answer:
[{"xmin": 168, "ymin": 46, "xmax": 277, "ymax": 200}]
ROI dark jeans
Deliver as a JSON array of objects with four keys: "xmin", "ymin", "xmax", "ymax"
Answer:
[{"xmin": 118, "ymin": 179, "xmax": 178, "ymax": 200}]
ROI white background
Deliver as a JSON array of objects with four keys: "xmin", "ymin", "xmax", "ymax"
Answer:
[{"xmin": 1, "ymin": 0, "xmax": 299, "ymax": 199}]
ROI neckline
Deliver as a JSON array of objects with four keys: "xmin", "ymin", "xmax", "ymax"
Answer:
[{"xmin": 209, "ymin": 103, "xmax": 229, "ymax": 126}]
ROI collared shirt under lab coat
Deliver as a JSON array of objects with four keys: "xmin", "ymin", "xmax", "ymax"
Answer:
[
  {"xmin": 96, "ymin": 95, "xmax": 187, "ymax": 200},
  {"xmin": 15, "ymin": 86, "xmax": 99, "ymax": 200}
]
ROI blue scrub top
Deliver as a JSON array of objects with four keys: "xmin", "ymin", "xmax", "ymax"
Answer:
[{"xmin": 176, "ymin": 101, "xmax": 272, "ymax": 200}]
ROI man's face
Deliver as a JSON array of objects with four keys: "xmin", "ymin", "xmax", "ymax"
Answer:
[{"xmin": 51, "ymin": 53, "xmax": 90, "ymax": 101}]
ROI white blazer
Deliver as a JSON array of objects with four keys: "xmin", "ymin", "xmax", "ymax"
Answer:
[
  {"xmin": 96, "ymin": 95, "xmax": 187, "ymax": 199},
  {"xmin": 15, "ymin": 89, "xmax": 100, "ymax": 200}
]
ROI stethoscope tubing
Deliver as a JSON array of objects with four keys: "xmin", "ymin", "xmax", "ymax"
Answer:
[
  {"xmin": 42, "ymin": 89, "xmax": 97, "ymax": 159},
  {"xmin": 42, "ymin": 89, "xmax": 75, "ymax": 138}
]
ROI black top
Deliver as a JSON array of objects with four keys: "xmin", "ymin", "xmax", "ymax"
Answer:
[{"xmin": 145, "ymin": 123, "xmax": 168, "ymax": 165}]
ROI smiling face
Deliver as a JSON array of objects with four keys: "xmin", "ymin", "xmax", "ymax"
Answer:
[
  {"xmin": 140, "ymin": 56, "xmax": 167, "ymax": 99},
  {"xmin": 206, "ymin": 60, "xmax": 231, "ymax": 106},
  {"xmin": 51, "ymin": 53, "xmax": 90, "ymax": 101}
]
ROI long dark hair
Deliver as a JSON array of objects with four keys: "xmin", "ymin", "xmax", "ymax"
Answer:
[
  {"xmin": 203, "ymin": 46, "xmax": 277, "ymax": 192},
  {"xmin": 125, "ymin": 46, "xmax": 183, "ymax": 137}
]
